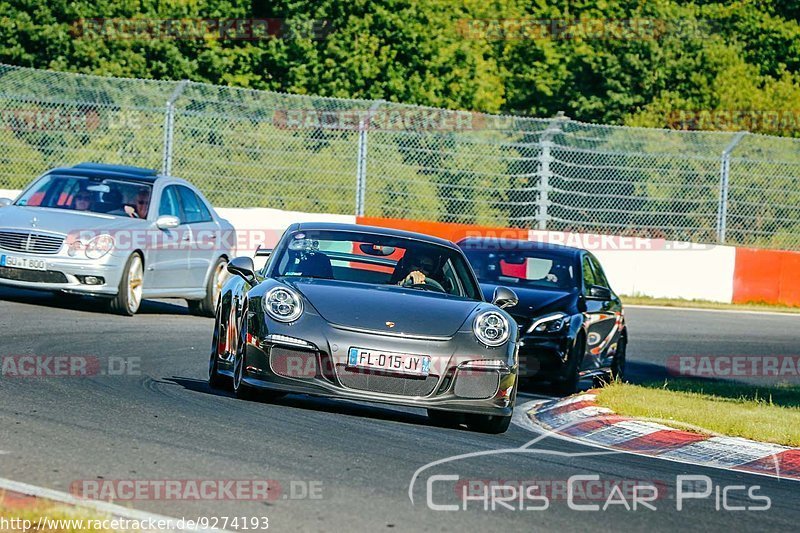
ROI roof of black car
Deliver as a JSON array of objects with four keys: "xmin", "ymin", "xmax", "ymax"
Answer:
[
  {"xmin": 47, "ymin": 162, "xmax": 161, "ymax": 183},
  {"xmin": 291, "ymin": 222, "xmax": 459, "ymax": 249},
  {"xmin": 457, "ymin": 236, "xmax": 584, "ymax": 257}
]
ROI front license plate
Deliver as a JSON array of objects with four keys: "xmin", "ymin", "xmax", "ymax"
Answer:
[
  {"xmin": 348, "ymin": 347, "xmax": 431, "ymax": 376},
  {"xmin": 0, "ymin": 254, "xmax": 46, "ymax": 271}
]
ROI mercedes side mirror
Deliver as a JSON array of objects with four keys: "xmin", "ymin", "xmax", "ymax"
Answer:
[
  {"xmin": 587, "ymin": 285, "xmax": 612, "ymax": 300},
  {"xmin": 156, "ymin": 215, "xmax": 180, "ymax": 230},
  {"xmin": 492, "ymin": 286, "xmax": 518, "ymax": 309},
  {"xmin": 0, "ymin": 198, "xmax": 12, "ymax": 207},
  {"xmin": 228, "ymin": 256, "xmax": 256, "ymax": 284}
]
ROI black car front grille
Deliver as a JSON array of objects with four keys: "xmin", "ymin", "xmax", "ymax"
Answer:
[
  {"xmin": 0, "ymin": 266, "xmax": 67, "ymax": 283},
  {"xmin": 453, "ymin": 370, "xmax": 500, "ymax": 399},
  {"xmin": 0, "ymin": 231, "xmax": 64, "ymax": 255},
  {"xmin": 269, "ymin": 347, "xmax": 317, "ymax": 379},
  {"xmin": 336, "ymin": 364, "xmax": 439, "ymax": 397}
]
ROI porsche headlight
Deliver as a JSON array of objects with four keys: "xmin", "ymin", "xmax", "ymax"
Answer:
[
  {"xmin": 85, "ymin": 234, "xmax": 114, "ymax": 259},
  {"xmin": 263, "ymin": 286, "xmax": 303, "ymax": 322},
  {"xmin": 473, "ymin": 311, "xmax": 510, "ymax": 347},
  {"xmin": 528, "ymin": 312, "xmax": 569, "ymax": 334}
]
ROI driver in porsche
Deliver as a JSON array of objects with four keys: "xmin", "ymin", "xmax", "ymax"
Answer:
[{"xmin": 396, "ymin": 251, "xmax": 439, "ymax": 287}]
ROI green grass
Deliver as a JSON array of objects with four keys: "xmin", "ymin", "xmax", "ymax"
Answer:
[
  {"xmin": 595, "ymin": 380, "xmax": 800, "ymax": 447},
  {"xmin": 620, "ymin": 294, "xmax": 800, "ymax": 314}
]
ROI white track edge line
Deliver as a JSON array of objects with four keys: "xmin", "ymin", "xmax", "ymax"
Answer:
[{"xmin": 0, "ymin": 477, "xmax": 231, "ymax": 532}]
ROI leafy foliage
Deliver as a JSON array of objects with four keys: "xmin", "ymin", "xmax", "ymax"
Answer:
[{"xmin": 1, "ymin": 0, "xmax": 799, "ymax": 134}]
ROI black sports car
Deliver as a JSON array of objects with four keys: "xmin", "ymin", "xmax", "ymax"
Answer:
[
  {"xmin": 210, "ymin": 223, "xmax": 520, "ymax": 433},
  {"xmin": 458, "ymin": 237, "xmax": 627, "ymax": 394}
]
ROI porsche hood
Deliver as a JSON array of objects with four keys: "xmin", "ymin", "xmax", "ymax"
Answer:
[{"xmin": 285, "ymin": 279, "xmax": 482, "ymax": 338}]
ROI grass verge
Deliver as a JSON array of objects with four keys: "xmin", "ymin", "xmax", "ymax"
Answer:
[
  {"xmin": 595, "ymin": 380, "xmax": 800, "ymax": 447},
  {"xmin": 620, "ymin": 294, "xmax": 800, "ymax": 314}
]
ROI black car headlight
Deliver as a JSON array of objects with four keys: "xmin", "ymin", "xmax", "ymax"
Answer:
[
  {"xmin": 473, "ymin": 311, "xmax": 510, "ymax": 347},
  {"xmin": 263, "ymin": 287, "xmax": 303, "ymax": 322},
  {"xmin": 528, "ymin": 312, "xmax": 570, "ymax": 334}
]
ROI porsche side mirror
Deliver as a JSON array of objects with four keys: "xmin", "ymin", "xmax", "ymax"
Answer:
[
  {"xmin": 156, "ymin": 215, "xmax": 180, "ymax": 229},
  {"xmin": 228, "ymin": 256, "xmax": 256, "ymax": 284},
  {"xmin": 0, "ymin": 198, "xmax": 12, "ymax": 207},
  {"xmin": 587, "ymin": 285, "xmax": 612, "ymax": 300},
  {"xmin": 492, "ymin": 286, "xmax": 518, "ymax": 309}
]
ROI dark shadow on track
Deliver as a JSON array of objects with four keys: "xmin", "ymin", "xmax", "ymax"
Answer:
[
  {"xmin": 165, "ymin": 376, "xmax": 474, "ymax": 430},
  {"xmin": 0, "ymin": 287, "xmax": 189, "ymax": 315}
]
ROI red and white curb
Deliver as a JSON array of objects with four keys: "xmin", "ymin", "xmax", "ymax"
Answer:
[{"xmin": 527, "ymin": 391, "xmax": 800, "ymax": 481}]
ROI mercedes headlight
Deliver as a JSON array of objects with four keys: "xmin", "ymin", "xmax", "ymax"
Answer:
[
  {"xmin": 263, "ymin": 286, "xmax": 304, "ymax": 322},
  {"xmin": 85, "ymin": 234, "xmax": 114, "ymax": 259},
  {"xmin": 473, "ymin": 311, "xmax": 510, "ymax": 347},
  {"xmin": 528, "ymin": 312, "xmax": 569, "ymax": 334},
  {"xmin": 69, "ymin": 234, "xmax": 114, "ymax": 259}
]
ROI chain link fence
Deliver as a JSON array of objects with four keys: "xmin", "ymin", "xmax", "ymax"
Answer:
[{"xmin": 1, "ymin": 63, "xmax": 799, "ymax": 249}]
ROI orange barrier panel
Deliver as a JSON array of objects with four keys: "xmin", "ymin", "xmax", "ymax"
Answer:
[
  {"xmin": 355, "ymin": 217, "xmax": 528, "ymax": 244},
  {"xmin": 733, "ymin": 248, "xmax": 800, "ymax": 306}
]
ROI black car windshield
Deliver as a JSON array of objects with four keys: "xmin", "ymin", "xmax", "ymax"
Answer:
[
  {"xmin": 16, "ymin": 174, "xmax": 152, "ymax": 219},
  {"xmin": 271, "ymin": 229, "xmax": 481, "ymax": 299},
  {"xmin": 464, "ymin": 248, "xmax": 577, "ymax": 291}
]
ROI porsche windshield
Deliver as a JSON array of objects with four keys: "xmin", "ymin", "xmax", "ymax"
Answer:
[
  {"xmin": 271, "ymin": 229, "xmax": 481, "ymax": 299},
  {"xmin": 15, "ymin": 174, "xmax": 152, "ymax": 218}
]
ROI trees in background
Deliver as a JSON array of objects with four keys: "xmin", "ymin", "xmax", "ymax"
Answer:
[{"xmin": 1, "ymin": 0, "xmax": 800, "ymax": 135}]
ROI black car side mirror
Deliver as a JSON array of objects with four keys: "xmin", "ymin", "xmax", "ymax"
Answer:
[
  {"xmin": 492, "ymin": 286, "xmax": 518, "ymax": 309},
  {"xmin": 586, "ymin": 285, "xmax": 612, "ymax": 300},
  {"xmin": 228, "ymin": 256, "xmax": 256, "ymax": 284}
]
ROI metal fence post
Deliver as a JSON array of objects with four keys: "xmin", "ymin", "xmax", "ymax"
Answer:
[
  {"xmin": 536, "ymin": 114, "xmax": 567, "ymax": 230},
  {"xmin": 716, "ymin": 131, "xmax": 747, "ymax": 243},
  {"xmin": 355, "ymin": 100, "xmax": 385, "ymax": 217},
  {"xmin": 161, "ymin": 80, "xmax": 189, "ymax": 176}
]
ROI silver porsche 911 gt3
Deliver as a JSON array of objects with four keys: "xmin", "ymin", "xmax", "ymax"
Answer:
[
  {"xmin": 210, "ymin": 222, "xmax": 520, "ymax": 433},
  {"xmin": 0, "ymin": 162, "xmax": 234, "ymax": 315}
]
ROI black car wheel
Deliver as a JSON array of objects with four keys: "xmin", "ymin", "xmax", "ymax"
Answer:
[
  {"xmin": 593, "ymin": 335, "xmax": 627, "ymax": 388},
  {"xmin": 232, "ymin": 347, "xmax": 258, "ymax": 401},
  {"xmin": 555, "ymin": 334, "xmax": 584, "ymax": 396},
  {"xmin": 467, "ymin": 413, "xmax": 512, "ymax": 434},
  {"xmin": 232, "ymin": 303, "xmax": 286, "ymax": 402},
  {"xmin": 208, "ymin": 304, "xmax": 231, "ymax": 390},
  {"xmin": 610, "ymin": 335, "xmax": 627, "ymax": 382}
]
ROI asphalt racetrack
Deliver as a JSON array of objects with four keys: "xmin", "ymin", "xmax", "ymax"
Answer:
[{"xmin": 1, "ymin": 287, "xmax": 799, "ymax": 532}]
